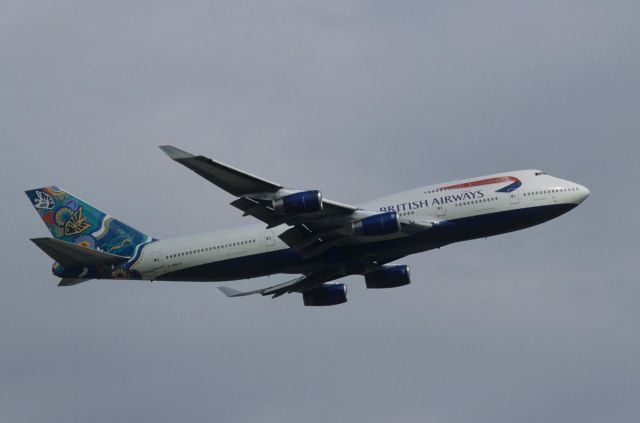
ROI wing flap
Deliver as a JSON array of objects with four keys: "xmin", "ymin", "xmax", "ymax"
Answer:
[{"xmin": 230, "ymin": 197, "xmax": 285, "ymax": 226}]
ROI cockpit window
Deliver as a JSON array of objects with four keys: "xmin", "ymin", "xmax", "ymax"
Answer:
[{"xmin": 534, "ymin": 171, "xmax": 547, "ymax": 176}]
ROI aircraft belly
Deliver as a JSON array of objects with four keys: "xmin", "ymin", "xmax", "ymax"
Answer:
[
  {"xmin": 344, "ymin": 203, "xmax": 578, "ymax": 259},
  {"xmin": 447, "ymin": 203, "xmax": 577, "ymax": 241},
  {"xmin": 156, "ymin": 248, "xmax": 302, "ymax": 282}
]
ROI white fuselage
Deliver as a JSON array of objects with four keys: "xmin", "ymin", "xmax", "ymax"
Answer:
[{"xmin": 132, "ymin": 170, "xmax": 589, "ymax": 282}]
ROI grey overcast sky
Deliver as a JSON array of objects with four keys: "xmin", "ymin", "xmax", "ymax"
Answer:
[{"xmin": 1, "ymin": 1, "xmax": 639, "ymax": 422}]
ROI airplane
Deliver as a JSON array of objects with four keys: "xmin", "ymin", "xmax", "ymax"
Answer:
[{"xmin": 26, "ymin": 145, "xmax": 590, "ymax": 306}]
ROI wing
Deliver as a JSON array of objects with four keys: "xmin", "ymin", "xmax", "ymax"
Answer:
[
  {"xmin": 159, "ymin": 145, "xmax": 282, "ymax": 196},
  {"xmin": 218, "ymin": 269, "xmax": 343, "ymax": 299},
  {"xmin": 160, "ymin": 145, "xmax": 434, "ymax": 258}
]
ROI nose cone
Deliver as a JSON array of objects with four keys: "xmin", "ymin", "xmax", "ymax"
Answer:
[
  {"xmin": 556, "ymin": 176, "xmax": 590, "ymax": 205},
  {"xmin": 576, "ymin": 184, "xmax": 590, "ymax": 204}
]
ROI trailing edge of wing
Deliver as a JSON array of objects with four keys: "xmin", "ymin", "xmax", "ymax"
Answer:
[{"xmin": 31, "ymin": 238, "xmax": 130, "ymax": 268}]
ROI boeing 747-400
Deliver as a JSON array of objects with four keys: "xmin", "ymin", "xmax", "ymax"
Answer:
[{"xmin": 26, "ymin": 146, "xmax": 589, "ymax": 306}]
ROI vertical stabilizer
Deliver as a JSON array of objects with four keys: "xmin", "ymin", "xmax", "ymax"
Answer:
[{"xmin": 25, "ymin": 186, "xmax": 152, "ymax": 258}]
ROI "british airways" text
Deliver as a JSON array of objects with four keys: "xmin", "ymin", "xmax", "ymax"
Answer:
[{"xmin": 380, "ymin": 190, "xmax": 485, "ymax": 212}]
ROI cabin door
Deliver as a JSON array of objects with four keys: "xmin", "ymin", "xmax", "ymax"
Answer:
[
  {"xmin": 509, "ymin": 189, "xmax": 520, "ymax": 205},
  {"xmin": 151, "ymin": 250, "xmax": 164, "ymax": 270},
  {"xmin": 264, "ymin": 230, "xmax": 276, "ymax": 248}
]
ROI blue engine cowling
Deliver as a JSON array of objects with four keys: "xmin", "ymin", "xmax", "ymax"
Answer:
[
  {"xmin": 302, "ymin": 283, "xmax": 348, "ymax": 306},
  {"xmin": 353, "ymin": 212, "xmax": 401, "ymax": 236},
  {"xmin": 365, "ymin": 265, "xmax": 411, "ymax": 289},
  {"xmin": 273, "ymin": 190, "xmax": 323, "ymax": 214}
]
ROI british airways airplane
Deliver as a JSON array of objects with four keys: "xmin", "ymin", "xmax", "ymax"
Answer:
[{"xmin": 26, "ymin": 146, "xmax": 589, "ymax": 306}]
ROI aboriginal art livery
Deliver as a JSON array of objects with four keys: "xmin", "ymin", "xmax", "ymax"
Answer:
[
  {"xmin": 26, "ymin": 146, "xmax": 589, "ymax": 306},
  {"xmin": 25, "ymin": 187, "xmax": 152, "ymax": 280}
]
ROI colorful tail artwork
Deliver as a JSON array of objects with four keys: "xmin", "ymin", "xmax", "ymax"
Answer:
[{"xmin": 25, "ymin": 186, "xmax": 151, "ymax": 258}]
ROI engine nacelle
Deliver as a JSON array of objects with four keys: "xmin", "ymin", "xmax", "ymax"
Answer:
[
  {"xmin": 273, "ymin": 190, "xmax": 323, "ymax": 214},
  {"xmin": 365, "ymin": 265, "xmax": 411, "ymax": 289},
  {"xmin": 353, "ymin": 212, "xmax": 401, "ymax": 236},
  {"xmin": 302, "ymin": 283, "xmax": 348, "ymax": 306}
]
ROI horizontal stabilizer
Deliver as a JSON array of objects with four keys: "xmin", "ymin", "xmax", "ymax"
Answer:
[
  {"xmin": 31, "ymin": 238, "xmax": 130, "ymax": 268},
  {"xmin": 58, "ymin": 278, "xmax": 91, "ymax": 286}
]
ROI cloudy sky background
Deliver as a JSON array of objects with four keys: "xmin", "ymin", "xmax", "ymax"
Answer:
[{"xmin": 1, "ymin": 1, "xmax": 639, "ymax": 422}]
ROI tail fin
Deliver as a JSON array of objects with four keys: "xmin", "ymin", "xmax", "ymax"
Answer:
[{"xmin": 25, "ymin": 186, "xmax": 152, "ymax": 258}]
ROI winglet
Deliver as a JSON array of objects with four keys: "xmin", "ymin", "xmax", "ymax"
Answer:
[{"xmin": 159, "ymin": 145, "xmax": 195, "ymax": 160}]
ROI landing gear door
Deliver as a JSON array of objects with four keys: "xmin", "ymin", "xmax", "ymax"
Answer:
[
  {"xmin": 151, "ymin": 250, "xmax": 163, "ymax": 270},
  {"xmin": 264, "ymin": 230, "xmax": 276, "ymax": 248}
]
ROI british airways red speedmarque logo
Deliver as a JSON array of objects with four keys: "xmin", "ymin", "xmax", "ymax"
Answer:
[{"xmin": 440, "ymin": 176, "xmax": 522, "ymax": 193}]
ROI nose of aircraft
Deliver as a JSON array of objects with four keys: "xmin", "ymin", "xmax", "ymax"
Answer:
[
  {"xmin": 573, "ymin": 185, "xmax": 591, "ymax": 204},
  {"xmin": 554, "ymin": 176, "xmax": 590, "ymax": 205},
  {"xmin": 576, "ymin": 184, "xmax": 590, "ymax": 204}
]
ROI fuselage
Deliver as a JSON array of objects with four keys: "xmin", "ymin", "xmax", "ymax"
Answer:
[{"xmin": 120, "ymin": 169, "xmax": 588, "ymax": 283}]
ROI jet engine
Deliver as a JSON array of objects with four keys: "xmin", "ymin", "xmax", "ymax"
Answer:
[
  {"xmin": 365, "ymin": 265, "xmax": 411, "ymax": 289},
  {"xmin": 273, "ymin": 190, "xmax": 323, "ymax": 214},
  {"xmin": 302, "ymin": 283, "xmax": 348, "ymax": 306},
  {"xmin": 353, "ymin": 212, "xmax": 401, "ymax": 236}
]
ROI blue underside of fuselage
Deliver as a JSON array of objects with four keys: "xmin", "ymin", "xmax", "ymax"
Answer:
[{"xmin": 155, "ymin": 203, "xmax": 577, "ymax": 282}]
